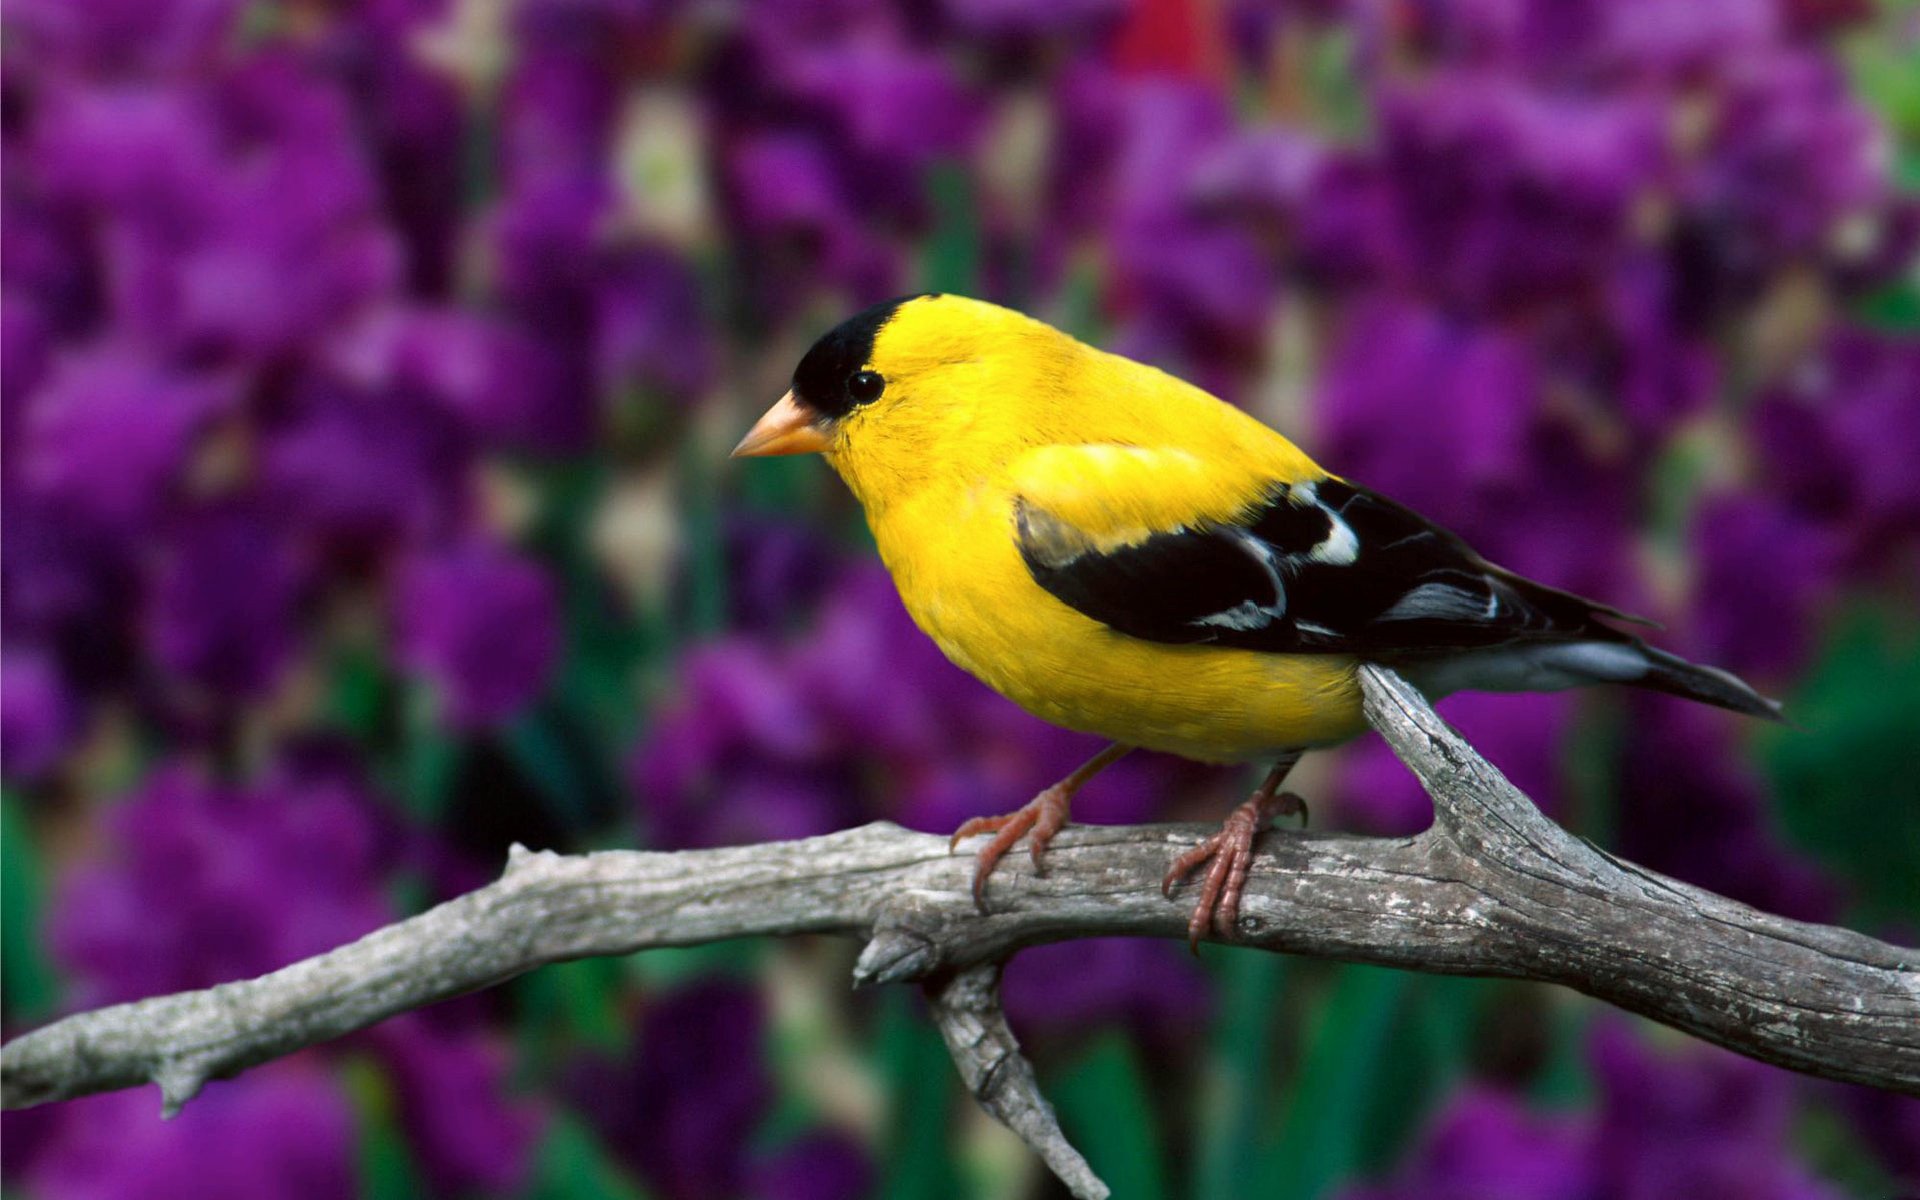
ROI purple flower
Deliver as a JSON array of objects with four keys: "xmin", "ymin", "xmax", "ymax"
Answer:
[
  {"xmin": 1316, "ymin": 297, "xmax": 1642, "ymax": 606},
  {"xmin": 1, "ymin": 298, "xmax": 55, "ymax": 459},
  {"xmin": 749, "ymin": 1131, "xmax": 874, "ymax": 1200},
  {"xmin": 1686, "ymin": 492, "xmax": 1842, "ymax": 679},
  {"xmin": 0, "ymin": 646, "xmax": 80, "ymax": 782},
  {"xmin": 261, "ymin": 381, "xmax": 468, "ymax": 559},
  {"xmin": 1344, "ymin": 1087, "xmax": 1592, "ymax": 1200},
  {"xmin": 50, "ymin": 757, "xmax": 396, "ymax": 1007},
  {"xmin": 1754, "ymin": 328, "xmax": 1920, "ymax": 580},
  {"xmin": 594, "ymin": 245, "xmax": 716, "ymax": 410},
  {"xmin": 941, "ymin": 0, "xmax": 1129, "ymax": 51},
  {"xmin": 1349, "ymin": 1022, "xmax": 1842, "ymax": 1200},
  {"xmin": 1376, "ymin": 71, "xmax": 1664, "ymax": 314},
  {"xmin": 2, "ymin": 0, "xmax": 245, "ymax": 78},
  {"xmin": 1672, "ymin": 49, "xmax": 1890, "ymax": 318},
  {"xmin": 327, "ymin": 306, "xmax": 570, "ymax": 449},
  {"xmin": 365, "ymin": 1015, "xmax": 544, "ymax": 1196},
  {"xmin": 1335, "ymin": 691, "xmax": 1577, "ymax": 836},
  {"xmin": 567, "ymin": 979, "xmax": 775, "ymax": 1199},
  {"xmin": 630, "ymin": 638, "xmax": 857, "ymax": 849},
  {"xmin": 17, "ymin": 346, "xmax": 233, "ymax": 531},
  {"xmin": 1002, "ymin": 939, "xmax": 1211, "ymax": 1049},
  {"xmin": 146, "ymin": 505, "xmax": 309, "ymax": 700},
  {"xmin": 1589, "ymin": 1021, "xmax": 1837, "ymax": 1200},
  {"xmin": 391, "ymin": 539, "xmax": 562, "ymax": 729},
  {"xmin": 1615, "ymin": 698, "xmax": 1840, "ymax": 923},
  {"xmin": 16, "ymin": 1066, "xmax": 355, "ymax": 1200}
]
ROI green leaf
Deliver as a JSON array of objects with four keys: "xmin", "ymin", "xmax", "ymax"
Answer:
[
  {"xmin": 1051, "ymin": 1030, "xmax": 1170, "ymax": 1200},
  {"xmin": 526, "ymin": 1112, "xmax": 654, "ymax": 1200},
  {"xmin": 920, "ymin": 162, "xmax": 980, "ymax": 297},
  {"xmin": 1193, "ymin": 952, "xmax": 1289, "ymax": 1200},
  {"xmin": 344, "ymin": 1058, "xmax": 432, "ymax": 1200},
  {"xmin": 503, "ymin": 708, "xmax": 599, "ymax": 834},
  {"xmin": 399, "ymin": 684, "xmax": 463, "ymax": 825},
  {"xmin": 1, "ymin": 794, "xmax": 60, "ymax": 1023},
  {"xmin": 1259, "ymin": 963, "xmax": 1412, "ymax": 1199},
  {"xmin": 675, "ymin": 439, "xmax": 730, "ymax": 639},
  {"xmin": 1349, "ymin": 974, "xmax": 1482, "ymax": 1173},
  {"xmin": 874, "ymin": 990, "xmax": 964, "ymax": 1200},
  {"xmin": 513, "ymin": 957, "xmax": 632, "ymax": 1065},
  {"xmin": 1763, "ymin": 607, "xmax": 1920, "ymax": 926}
]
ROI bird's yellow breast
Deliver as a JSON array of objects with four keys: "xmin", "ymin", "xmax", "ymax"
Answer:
[{"xmin": 869, "ymin": 484, "xmax": 1368, "ymax": 763}]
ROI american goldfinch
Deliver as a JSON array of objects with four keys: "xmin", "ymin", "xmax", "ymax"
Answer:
[{"xmin": 734, "ymin": 294, "xmax": 1779, "ymax": 946}]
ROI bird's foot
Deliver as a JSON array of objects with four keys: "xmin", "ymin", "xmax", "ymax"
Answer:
[
  {"xmin": 949, "ymin": 783, "xmax": 1074, "ymax": 912},
  {"xmin": 1161, "ymin": 789, "xmax": 1306, "ymax": 953}
]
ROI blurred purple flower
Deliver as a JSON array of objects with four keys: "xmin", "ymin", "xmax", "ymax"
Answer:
[
  {"xmin": 630, "ymin": 638, "xmax": 858, "ymax": 849},
  {"xmin": 722, "ymin": 515, "xmax": 838, "ymax": 632},
  {"xmin": 1686, "ymin": 491, "xmax": 1842, "ymax": 679},
  {"xmin": 1335, "ymin": 691, "xmax": 1577, "ymax": 836},
  {"xmin": 1, "ymin": 299, "xmax": 55, "ymax": 460},
  {"xmin": 50, "ymin": 758, "xmax": 396, "ymax": 1008},
  {"xmin": 1317, "ymin": 298, "xmax": 1642, "ymax": 605},
  {"xmin": 0, "ymin": 646, "xmax": 80, "ymax": 783},
  {"xmin": 1002, "ymin": 939, "xmax": 1211, "ymax": 1048},
  {"xmin": 1755, "ymin": 327, "xmax": 1920, "ymax": 580},
  {"xmin": 1344, "ymin": 1087, "xmax": 1592, "ymax": 1200},
  {"xmin": 1377, "ymin": 71, "xmax": 1663, "ymax": 314},
  {"xmin": 328, "ymin": 307, "xmax": 570, "ymax": 449},
  {"xmin": 392, "ymin": 539, "xmax": 562, "ymax": 729},
  {"xmin": 1615, "ymin": 698, "xmax": 1840, "ymax": 923},
  {"xmin": 1349, "ymin": 1021, "xmax": 1841, "ymax": 1200},
  {"xmin": 1588, "ymin": 1021, "xmax": 1837, "ymax": 1200},
  {"xmin": 750, "ymin": 1130, "xmax": 875, "ymax": 1200},
  {"xmin": 262, "ymin": 381, "xmax": 468, "ymax": 559},
  {"xmin": 365, "ymin": 1015, "xmax": 544, "ymax": 1196},
  {"xmin": 2, "ymin": 0, "xmax": 245, "ymax": 78},
  {"xmin": 18, "ymin": 346, "xmax": 233, "ymax": 531},
  {"xmin": 595, "ymin": 245, "xmax": 716, "ymax": 409},
  {"xmin": 1672, "ymin": 50, "xmax": 1889, "ymax": 319},
  {"xmin": 781, "ymin": 44, "xmax": 981, "ymax": 186},
  {"xmin": 0, "ymin": 491, "xmax": 138, "ymax": 687},
  {"xmin": 17, "ymin": 1066, "xmax": 355, "ymax": 1200},
  {"xmin": 147, "ymin": 505, "xmax": 309, "ymax": 700},
  {"xmin": 1833, "ymin": 1084, "xmax": 1920, "ymax": 1190},
  {"xmin": 568, "ymin": 978, "xmax": 775, "ymax": 1199}
]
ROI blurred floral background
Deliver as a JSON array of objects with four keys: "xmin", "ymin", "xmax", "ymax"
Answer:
[{"xmin": 3, "ymin": 0, "xmax": 1918, "ymax": 1196}]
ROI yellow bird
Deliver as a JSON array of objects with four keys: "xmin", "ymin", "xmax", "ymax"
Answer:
[{"xmin": 733, "ymin": 294, "xmax": 1779, "ymax": 945}]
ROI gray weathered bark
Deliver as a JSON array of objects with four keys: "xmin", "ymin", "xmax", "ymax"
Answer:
[{"xmin": 4, "ymin": 667, "xmax": 1915, "ymax": 1199}]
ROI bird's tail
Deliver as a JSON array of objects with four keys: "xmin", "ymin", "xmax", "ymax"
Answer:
[
  {"xmin": 1400, "ymin": 639, "xmax": 1784, "ymax": 721},
  {"xmin": 1623, "ymin": 641, "xmax": 1785, "ymax": 721}
]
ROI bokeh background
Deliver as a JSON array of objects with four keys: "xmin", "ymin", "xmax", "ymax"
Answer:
[{"xmin": 3, "ymin": 0, "xmax": 1918, "ymax": 1196}]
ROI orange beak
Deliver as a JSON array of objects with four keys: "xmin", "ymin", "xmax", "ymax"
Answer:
[{"xmin": 731, "ymin": 391, "xmax": 832, "ymax": 458}]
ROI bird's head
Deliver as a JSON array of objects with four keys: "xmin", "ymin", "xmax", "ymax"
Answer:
[{"xmin": 733, "ymin": 294, "xmax": 1090, "ymax": 511}]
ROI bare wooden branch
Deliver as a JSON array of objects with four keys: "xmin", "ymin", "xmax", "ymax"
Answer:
[
  {"xmin": 4, "ymin": 666, "xmax": 1915, "ymax": 1200},
  {"xmin": 924, "ymin": 964, "xmax": 1108, "ymax": 1200}
]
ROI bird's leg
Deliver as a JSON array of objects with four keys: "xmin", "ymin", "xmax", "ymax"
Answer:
[
  {"xmin": 950, "ymin": 742, "xmax": 1132, "ymax": 912},
  {"xmin": 1162, "ymin": 751, "xmax": 1307, "ymax": 953}
]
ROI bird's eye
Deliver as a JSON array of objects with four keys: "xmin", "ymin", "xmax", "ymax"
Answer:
[{"xmin": 847, "ymin": 370, "xmax": 885, "ymax": 406}]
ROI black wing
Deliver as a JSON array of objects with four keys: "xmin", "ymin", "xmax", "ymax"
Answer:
[{"xmin": 1015, "ymin": 478, "xmax": 1646, "ymax": 658}]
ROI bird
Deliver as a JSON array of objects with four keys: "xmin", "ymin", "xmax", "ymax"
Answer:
[{"xmin": 732, "ymin": 293, "xmax": 1780, "ymax": 949}]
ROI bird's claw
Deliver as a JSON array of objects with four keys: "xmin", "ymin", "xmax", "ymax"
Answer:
[
  {"xmin": 1162, "ymin": 790, "xmax": 1302, "ymax": 953},
  {"xmin": 949, "ymin": 785, "xmax": 1072, "ymax": 913}
]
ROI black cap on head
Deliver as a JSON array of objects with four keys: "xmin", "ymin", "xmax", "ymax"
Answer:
[{"xmin": 791, "ymin": 295, "xmax": 930, "ymax": 417}]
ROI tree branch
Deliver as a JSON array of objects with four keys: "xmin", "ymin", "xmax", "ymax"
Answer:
[{"xmin": 4, "ymin": 667, "xmax": 1915, "ymax": 1199}]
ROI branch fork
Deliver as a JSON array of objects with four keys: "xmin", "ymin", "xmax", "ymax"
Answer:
[{"xmin": 5, "ymin": 668, "xmax": 1916, "ymax": 1198}]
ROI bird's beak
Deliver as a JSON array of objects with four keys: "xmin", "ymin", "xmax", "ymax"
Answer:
[{"xmin": 731, "ymin": 391, "xmax": 831, "ymax": 458}]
